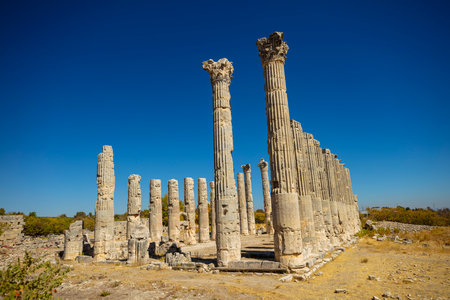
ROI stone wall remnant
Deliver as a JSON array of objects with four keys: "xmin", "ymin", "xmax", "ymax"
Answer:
[
  {"xmin": 0, "ymin": 215, "xmax": 24, "ymax": 246},
  {"xmin": 63, "ymin": 220, "xmax": 83, "ymax": 260}
]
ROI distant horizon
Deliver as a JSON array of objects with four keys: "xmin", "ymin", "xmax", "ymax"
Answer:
[{"xmin": 0, "ymin": 1, "xmax": 449, "ymax": 216}]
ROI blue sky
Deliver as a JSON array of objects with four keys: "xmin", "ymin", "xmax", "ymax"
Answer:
[{"xmin": 0, "ymin": 1, "xmax": 449, "ymax": 216}]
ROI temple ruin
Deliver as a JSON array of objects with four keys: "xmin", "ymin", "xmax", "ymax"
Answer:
[{"xmin": 63, "ymin": 31, "xmax": 360, "ymax": 273}]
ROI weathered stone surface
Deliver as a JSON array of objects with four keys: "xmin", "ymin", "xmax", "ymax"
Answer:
[
  {"xmin": 0, "ymin": 215, "xmax": 24, "ymax": 246},
  {"xmin": 198, "ymin": 178, "xmax": 209, "ymax": 243},
  {"xmin": 168, "ymin": 179, "xmax": 180, "ymax": 242},
  {"xmin": 291, "ymin": 120, "xmax": 317, "ymax": 256},
  {"xmin": 210, "ymin": 181, "xmax": 216, "ymax": 241},
  {"xmin": 149, "ymin": 179, "xmax": 163, "ymax": 243},
  {"xmin": 257, "ymin": 158, "xmax": 273, "ymax": 234},
  {"xmin": 183, "ymin": 177, "xmax": 196, "ymax": 245},
  {"xmin": 94, "ymin": 145, "xmax": 116, "ymax": 261},
  {"xmin": 203, "ymin": 58, "xmax": 241, "ymax": 266},
  {"xmin": 127, "ymin": 174, "xmax": 142, "ymax": 240},
  {"xmin": 257, "ymin": 32, "xmax": 303, "ymax": 268},
  {"xmin": 241, "ymin": 164, "xmax": 256, "ymax": 235},
  {"xmin": 237, "ymin": 172, "xmax": 249, "ymax": 235},
  {"xmin": 63, "ymin": 220, "xmax": 83, "ymax": 260}
]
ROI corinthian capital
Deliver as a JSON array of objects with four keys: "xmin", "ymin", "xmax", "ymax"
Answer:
[
  {"xmin": 256, "ymin": 32, "xmax": 289, "ymax": 65},
  {"xmin": 257, "ymin": 158, "xmax": 269, "ymax": 170},
  {"xmin": 202, "ymin": 58, "xmax": 234, "ymax": 83}
]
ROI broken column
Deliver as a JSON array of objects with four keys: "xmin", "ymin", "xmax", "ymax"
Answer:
[
  {"xmin": 257, "ymin": 158, "xmax": 273, "ymax": 234},
  {"xmin": 257, "ymin": 32, "xmax": 303, "ymax": 267},
  {"xmin": 291, "ymin": 120, "xmax": 317, "ymax": 256},
  {"xmin": 198, "ymin": 178, "xmax": 209, "ymax": 243},
  {"xmin": 63, "ymin": 220, "xmax": 83, "ymax": 260},
  {"xmin": 203, "ymin": 58, "xmax": 241, "ymax": 266},
  {"xmin": 149, "ymin": 179, "xmax": 163, "ymax": 243},
  {"xmin": 237, "ymin": 173, "xmax": 249, "ymax": 235},
  {"xmin": 184, "ymin": 177, "xmax": 196, "ymax": 245},
  {"xmin": 168, "ymin": 179, "xmax": 180, "ymax": 242},
  {"xmin": 241, "ymin": 164, "xmax": 256, "ymax": 235},
  {"xmin": 127, "ymin": 174, "xmax": 142, "ymax": 240},
  {"xmin": 94, "ymin": 145, "xmax": 115, "ymax": 261},
  {"xmin": 126, "ymin": 174, "xmax": 149, "ymax": 265},
  {"xmin": 210, "ymin": 181, "xmax": 216, "ymax": 241}
]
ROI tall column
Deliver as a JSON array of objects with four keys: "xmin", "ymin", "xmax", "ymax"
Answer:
[
  {"xmin": 257, "ymin": 32, "xmax": 303, "ymax": 267},
  {"xmin": 237, "ymin": 173, "xmax": 249, "ymax": 235},
  {"xmin": 257, "ymin": 158, "xmax": 273, "ymax": 234},
  {"xmin": 94, "ymin": 145, "xmax": 115, "ymax": 261},
  {"xmin": 149, "ymin": 179, "xmax": 163, "ymax": 243},
  {"xmin": 334, "ymin": 158, "xmax": 349, "ymax": 241},
  {"xmin": 291, "ymin": 120, "xmax": 317, "ymax": 256},
  {"xmin": 168, "ymin": 179, "xmax": 180, "ymax": 242},
  {"xmin": 184, "ymin": 177, "xmax": 196, "ymax": 245},
  {"xmin": 344, "ymin": 168, "xmax": 360, "ymax": 233},
  {"xmin": 198, "ymin": 178, "xmax": 209, "ymax": 243},
  {"xmin": 241, "ymin": 164, "xmax": 256, "ymax": 235},
  {"xmin": 314, "ymin": 142, "xmax": 337, "ymax": 247},
  {"xmin": 127, "ymin": 174, "xmax": 142, "ymax": 240},
  {"xmin": 323, "ymin": 150, "xmax": 342, "ymax": 241},
  {"xmin": 210, "ymin": 181, "xmax": 216, "ymax": 241},
  {"xmin": 304, "ymin": 133, "xmax": 328, "ymax": 251},
  {"xmin": 203, "ymin": 58, "xmax": 241, "ymax": 266}
]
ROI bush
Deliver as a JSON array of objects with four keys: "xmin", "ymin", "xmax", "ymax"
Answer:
[
  {"xmin": 365, "ymin": 206, "xmax": 450, "ymax": 226},
  {"xmin": 0, "ymin": 251, "xmax": 69, "ymax": 299}
]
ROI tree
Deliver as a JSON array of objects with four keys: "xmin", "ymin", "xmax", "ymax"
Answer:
[
  {"xmin": 0, "ymin": 208, "xmax": 5, "ymax": 215},
  {"xmin": 74, "ymin": 212, "xmax": 86, "ymax": 219},
  {"xmin": 29, "ymin": 212, "xmax": 37, "ymax": 217}
]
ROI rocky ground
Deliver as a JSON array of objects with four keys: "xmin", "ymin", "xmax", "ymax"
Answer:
[{"xmin": 1, "ymin": 227, "xmax": 449, "ymax": 299}]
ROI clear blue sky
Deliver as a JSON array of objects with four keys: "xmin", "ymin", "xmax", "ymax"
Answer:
[{"xmin": 0, "ymin": 1, "xmax": 449, "ymax": 216}]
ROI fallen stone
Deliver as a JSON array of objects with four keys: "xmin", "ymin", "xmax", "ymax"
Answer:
[
  {"xmin": 372, "ymin": 297, "xmax": 380, "ymax": 300},
  {"xmin": 334, "ymin": 289, "xmax": 347, "ymax": 294},
  {"xmin": 279, "ymin": 274, "xmax": 293, "ymax": 282},
  {"xmin": 75, "ymin": 255, "xmax": 93, "ymax": 263},
  {"xmin": 368, "ymin": 275, "xmax": 378, "ymax": 281},
  {"xmin": 383, "ymin": 291, "xmax": 393, "ymax": 298}
]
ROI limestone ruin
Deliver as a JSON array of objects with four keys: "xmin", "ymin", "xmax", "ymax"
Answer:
[
  {"xmin": 203, "ymin": 58, "xmax": 241, "ymax": 266},
  {"xmin": 62, "ymin": 32, "xmax": 360, "ymax": 272}
]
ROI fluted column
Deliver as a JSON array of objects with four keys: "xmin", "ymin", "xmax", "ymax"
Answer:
[
  {"xmin": 168, "ymin": 179, "xmax": 180, "ymax": 242},
  {"xmin": 334, "ymin": 159, "xmax": 349, "ymax": 241},
  {"xmin": 184, "ymin": 177, "xmax": 196, "ymax": 245},
  {"xmin": 149, "ymin": 179, "xmax": 163, "ymax": 243},
  {"xmin": 237, "ymin": 172, "xmax": 249, "ymax": 235},
  {"xmin": 257, "ymin": 158, "xmax": 273, "ymax": 234},
  {"xmin": 198, "ymin": 178, "xmax": 210, "ymax": 243},
  {"xmin": 203, "ymin": 58, "xmax": 241, "ymax": 266},
  {"xmin": 210, "ymin": 181, "xmax": 216, "ymax": 240},
  {"xmin": 291, "ymin": 120, "xmax": 317, "ymax": 255},
  {"xmin": 241, "ymin": 164, "xmax": 256, "ymax": 235},
  {"xmin": 257, "ymin": 32, "xmax": 303, "ymax": 267},
  {"xmin": 94, "ymin": 145, "xmax": 115, "ymax": 261},
  {"xmin": 304, "ymin": 133, "xmax": 328, "ymax": 251},
  {"xmin": 127, "ymin": 174, "xmax": 142, "ymax": 240},
  {"xmin": 322, "ymin": 150, "xmax": 342, "ymax": 240}
]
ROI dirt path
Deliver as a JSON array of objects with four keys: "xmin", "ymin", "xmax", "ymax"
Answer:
[{"xmin": 57, "ymin": 237, "xmax": 450, "ymax": 299}]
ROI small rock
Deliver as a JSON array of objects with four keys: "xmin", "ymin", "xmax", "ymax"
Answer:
[
  {"xmin": 293, "ymin": 274, "xmax": 306, "ymax": 281},
  {"xmin": 383, "ymin": 291, "xmax": 393, "ymax": 298},
  {"xmin": 315, "ymin": 272, "xmax": 323, "ymax": 276},
  {"xmin": 279, "ymin": 274, "xmax": 293, "ymax": 282},
  {"xmin": 334, "ymin": 289, "xmax": 347, "ymax": 294},
  {"xmin": 372, "ymin": 297, "xmax": 380, "ymax": 300},
  {"xmin": 403, "ymin": 278, "xmax": 414, "ymax": 283}
]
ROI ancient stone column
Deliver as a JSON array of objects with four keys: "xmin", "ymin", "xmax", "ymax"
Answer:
[
  {"xmin": 127, "ymin": 174, "xmax": 142, "ymax": 240},
  {"xmin": 94, "ymin": 145, "xmax": 115, "ymax": 261},
  {"xmin": 257, "ymin": 32, "xmax": 303, "ymax": 267},
  {"xmin": 322, "ymin": 149, "xmax": 343, "ymax": 240},
  {"xmin": 168, "ymin": 179, "xmax": 180, "ymax": 242},
  {"xmin": 149, "ymin": 179, "xmax": 163, "ymax": 243},
  {"xmin": 127, "ymin": 224, "xmax": 149, "ymax": 265},
  {"xmin": 344, "ymin": 168, "xmax": 360, "ymax": 233},
  {"xmin": 314, "ymin": 142, "xmax": 337, "ymax": 247},
  {"xmin": 334, "ymin": 158, "xmax": 349, "ymax": 241},
  {"xmin": 203, "ymin": 58, "xmax": 241, "ymax": 266},
  {"xmin": 304, "ymin": 133, "xmax": 328, "ymax": 251},
  {"xmin": 184, "ymin": 177, "xmax": 196, "ymax": 245},
  {"xmin": 236, "ymin": 172, "xmax": 249, "ymax": 235},
  {"xmin": 210, "ymin": 181, "xmax": 216, "ymax": 241},
  {"xmin": 291, "ymin": 120, "xmax": 317, "ymax": 256},
  {"xmin": 257, "ymin": 158, "xmax": 273, "ymax": 234},
  {"xmin": 241, "ymin": 164, "xmax": 256, "ymax": 235},
  {"xmin": 63, "ymin": 220, "xmax": 83, "ymax": 260},
  {"xmin": 198, "ymin": 178, "xmax": 209, "ymax": 243}
]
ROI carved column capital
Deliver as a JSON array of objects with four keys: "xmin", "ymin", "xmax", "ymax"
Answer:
[
  {"xmin": 257, "ymin": 158, "xmax": 269, "ymax": 170},
  {"xmin": 241, "ymin": 163, "xmax": 251, "ymax": 173},
  {"xmin": 256, "ymin": 32, "xmax": 289, "ymax": 65},
  {"xmin": 202, "ymin": 58, "xmax": 234, "ymax": 83}
]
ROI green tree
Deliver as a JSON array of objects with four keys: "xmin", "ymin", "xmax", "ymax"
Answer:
[
  {"xmin": 29, "ymin": 212, "xmax": 37, "ymax": 217},
  {"xmin": 0, "ymin": 208, "xmax": 5, "ymax": 215},
  {"xmin": 73, "ymin": 212, "xmax": 86, "ymax": 219}
]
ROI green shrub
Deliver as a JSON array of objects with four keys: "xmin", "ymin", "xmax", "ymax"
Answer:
[
  {"xmin": 0, "ymin": 251, "xmax": 69, "ymax": 299},
  {"xmin": 100, "ymin": 291, "xmax": 111, "ymax": 297}
]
